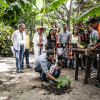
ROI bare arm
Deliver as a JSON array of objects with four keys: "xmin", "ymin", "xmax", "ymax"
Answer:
[
  {"xmin": 45, "ymin": 72, "xmax": 56, "ymax": 81},
  {"xmin": 69, "ymin": 35, "xmax": 72, "ymax": 46},
  {"xmin": 89, "ymin": 42, "xmax": 100, "ymax": 51},
  {"xmin": 78, "ymin": 35, "xmax": 81, "ymax": 43},
  {"xmin": 56, "ymin": 49, "xmax": 59, "ymax": 56},
  {"xmin": 29, "ymin": 42, "xmax": 31, "ymax": 52}
]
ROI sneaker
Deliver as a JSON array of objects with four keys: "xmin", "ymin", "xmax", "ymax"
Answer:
[
  {"xmin": 39, "ymin": 78, "xmax": 48, "ymax": 82},
  {"xmin": 91, "ymin": 67, "xmax": 94, "ymax": 71},
  {"xmin": 49, "ymin": 79, "xmax": 54, "ymax": 84},
  {"xmin": 79, "ymin": 67, "xmax": 81, "ymax": 69},
  {"xmin": 92, "ymin": 68, "xmax": 97, "ymax": 73},
  {"xmin": 81, "ymin": 67, "xmax": 85, "ymax": 70},
  {"xmin": 95, "ymin": 84, "xmax": 100, "ymax": 88},
  {"xmin": 27, "ymin": 66, "xmax": 32, "ymax": 69}
]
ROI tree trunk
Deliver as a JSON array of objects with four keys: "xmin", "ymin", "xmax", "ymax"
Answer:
[
  {"xmin": 41, "ymin": 14, "xmax": 44, "ymax": 27},
  {"xmin": 66, "ymin": 13, "xmax": 70, "ymax": 32}
]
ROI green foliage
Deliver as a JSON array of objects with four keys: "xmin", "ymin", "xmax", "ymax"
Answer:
[
  {"xmin": 75, "ymin": 6, "xmax": 100, "ymax": 22},
  {"xmin": 0, "ymin": 0, "xmax": 34, "ymax": 25},
  {"xmin": 0, "ymin": 23, "xmax": 14, "ymax": 56},
  {"xmin": 89, "ymin": 36, "xmax": 97, "ymax": 44},
  {"xmin": 55, "ymin": 75, "xmax": 72, "ymax": 88},
  {"xmin": 40, "ymin": 0, "xmax": 68, "ymax": 14},
  {"xmin": 80, "ymin": 42, "xmax": 88, "ymax": 48}
]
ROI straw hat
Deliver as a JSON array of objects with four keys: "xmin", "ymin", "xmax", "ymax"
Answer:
[{"xmin": 35, "ymin": 25, "xmax": 46, "ymax": 32}]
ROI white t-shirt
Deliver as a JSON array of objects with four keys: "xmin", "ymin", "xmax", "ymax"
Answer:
[
  {"xmin": 19, "ymin": 33, "xmax": 25, "ymax": 45},
  {"xmin": 57, "ymin": 48, "xmax": 63, "ymax": 54}
]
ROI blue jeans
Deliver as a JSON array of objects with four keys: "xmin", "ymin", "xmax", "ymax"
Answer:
[
  {"xmin": 58, "ymin": 56, "xmax": 63, "ymax": 61},
  {"xmin": 93, "ymin": 55, "xmax": 98, "ymax": 69},
  {"xmin": 52, "ymin": 70, "xmax": 61, "ymax": 78},
  {"xmin": 14, "ymin": 45, "xmax": 24, "ymax": 71},
  {"xmin": 47, "ymin": 45, "xmax": 51, "ymax": 50},
  {"xmin": 64, "ymin": 57, "xmax": 68, "ymax": 67},
  {"xmin": 22, "ymin": 49, "xmax": 30, "ymax": 68},
  {"xmin": 69, "ymin": 59, "xmax": 74, "ymax": 68}
]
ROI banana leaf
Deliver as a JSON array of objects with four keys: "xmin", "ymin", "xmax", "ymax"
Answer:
[{"xmin": 75, "ymin": 6, "xmax": 100, "ymax": 23}]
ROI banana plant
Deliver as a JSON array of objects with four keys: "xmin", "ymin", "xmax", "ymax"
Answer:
[
  {"xmin": 0, "ymin": 0, "xmax": 34, "ymax": 24},
  {"xmin": 75, "ymin": 6, "xmax": 100, "ymax": 22},
  {"xmin": 34, "ymin": 0, "xmax": 68, "ymax": 27}
]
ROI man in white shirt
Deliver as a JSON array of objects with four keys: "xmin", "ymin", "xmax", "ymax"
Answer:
[{"xmin": 12, "ymin": 24, "xmax": 26, "ymax": 73}]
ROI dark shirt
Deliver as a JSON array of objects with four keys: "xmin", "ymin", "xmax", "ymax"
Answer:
[
  {"xmin": 81, "ymin": 35, "xmax": 89, "ymax": 44},
  {"xmin": 47, "ymin": 36, "xmax": 56, "ymax": 47}
]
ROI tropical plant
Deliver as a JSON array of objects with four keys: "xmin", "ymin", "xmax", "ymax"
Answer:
[
  {"xmin": 0, "ymin": 0, "xmax": 34, "ymax": 25},
  {"xmin": 89, "ymin": 36, "xmax": 97, "ymax": 44},
  {"xmin": 0, "ymin": 23, "xmax": 14, "ymax": 56},
  {"xmin": 75, "ymin": 6, "xmax": 100, "ymax": 22},
  {"xmin": 55, "ymin": 75, "xmax": 72, "ymax": 88},
  {"xmin": 34, "ymin": 0, "xmax": 68, "ymax": 27},
  {"xmin": 80, "ymin": 42, "xmax": 88, "ymax": 48}
]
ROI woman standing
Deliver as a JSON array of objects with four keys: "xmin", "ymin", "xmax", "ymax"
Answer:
[
  {"xmin": 33, "ymin": 26, "xmax": 47, "ymax": 60},
  {"xmin": 81, "ymin": 29, "xmax": 89, "ymax": 44},
  {"xmin": 69, "ymin": 28, "xmax": 81, "ymax": 69},
  {"xmin": 12, "ymin": 24, "xmax": 26, "ymax": 73},
  {"xmin": 69, "ymin": 28, "xmax": 81, "ymax": 46},
  {"xmin": 47, "ymin": 29, "xmax": 56, "ymax": 50}
]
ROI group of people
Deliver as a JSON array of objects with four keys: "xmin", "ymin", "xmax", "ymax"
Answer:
[
  {"xmin": 12, "ymin": 24, "xmax": 32, "ymax": 73},
  {"xmin": 12, "ymin": 18, "xmax": 100, "ymax": 84}
]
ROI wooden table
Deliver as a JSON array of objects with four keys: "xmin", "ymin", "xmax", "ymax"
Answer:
[{"xmin": 73, "ymin": 48, "xmax": 100, "ymax": 84}]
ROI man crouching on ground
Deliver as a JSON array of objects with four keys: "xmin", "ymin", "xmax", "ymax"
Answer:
[{"xmin": 33, "ymin": 49, "xmax": 58, "ymax": 82}]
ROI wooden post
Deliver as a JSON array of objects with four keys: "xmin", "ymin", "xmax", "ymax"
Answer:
[
  {"xmin": 84, "ymin": 56, "xmax": 90, "ymax": 84},
  {"xmin": 88, "ymin": 57, "xmax": 92, "ymax": 77},
  {"xmin": 75, "ymin": 54, "xmax": 79, "ymax": 80},
  {"xmin": 97, "ymin": 54, "xmax": 100, "ymax": 80}
]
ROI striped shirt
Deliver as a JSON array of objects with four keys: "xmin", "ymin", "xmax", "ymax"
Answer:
[{"xmin": 49, "ymin": 64, "xmax": 57, "ymax": 74}]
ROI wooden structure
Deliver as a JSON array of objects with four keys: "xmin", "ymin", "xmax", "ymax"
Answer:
[{"xmin": 73, "ymin": 48, "xmax": 100, "ymax": 84}]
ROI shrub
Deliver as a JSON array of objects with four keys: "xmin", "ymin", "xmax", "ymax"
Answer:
[{"xmin": 0, "ymin": 23, "xmax": 14, "ymax": 56}]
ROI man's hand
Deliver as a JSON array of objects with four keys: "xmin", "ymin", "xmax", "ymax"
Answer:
[{"xmin": 89, "ymin": 47, "xmax": 95, "ymax": 51}]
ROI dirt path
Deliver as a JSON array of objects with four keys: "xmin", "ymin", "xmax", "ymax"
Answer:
[{"xmin": 0, "ymin": 54, "xmax": 100, "ymax": 100}]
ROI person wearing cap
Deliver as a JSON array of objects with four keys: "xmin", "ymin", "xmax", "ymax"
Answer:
[
  {"xmin": 33, "ymin": 26, "xmax": 47, "ymax": 60},
  {"xmin": 12, "ymin": 24, "xmax": 26, "ymax": 73}
]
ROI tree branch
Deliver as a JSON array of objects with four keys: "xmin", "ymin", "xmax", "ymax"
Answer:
[
  {"xmin": 62, "ymin": 3, "xmax": 68, "ymax": 15},
  {"xmin": 55, "ymin": 8, "xmax": 67, "ymax": 23},
  {"xmin": 69, "ymin": 0, "xmax": 73, "ymax": 16}
]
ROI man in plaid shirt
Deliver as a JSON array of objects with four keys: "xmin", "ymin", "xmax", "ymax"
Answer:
[
  {"xmin": 49, "ymin": 60, "xmax": 64, "ymax": 84},
  {"xmin": 68, "ymin": 43, "xmax": 75, "ymax": 69}
]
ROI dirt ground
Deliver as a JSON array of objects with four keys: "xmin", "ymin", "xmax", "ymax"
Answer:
[{"xmin": 0, "ymin": 54, "xmax": 100, "ymax": 100}]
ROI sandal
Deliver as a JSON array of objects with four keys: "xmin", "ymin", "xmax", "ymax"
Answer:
[
  {"xmin": 19, "ymin": 70, "xmax": 24, "ymax": 73},
  {"xmin": 16, "ymin": 71, "xmax": 19, "ymax": 74}
]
